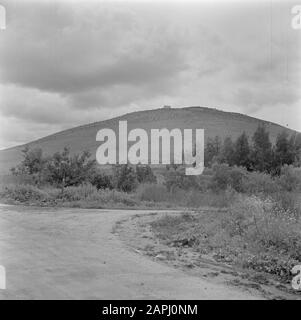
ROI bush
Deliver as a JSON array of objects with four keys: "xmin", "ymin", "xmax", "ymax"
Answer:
[
  {"xmin": 90, "ymin": 172, "xmax": 114, "ymax": 190},
  {"xmin": 136, "ymin": 183, "xmax": 169, "ymax": 202},
  {"xmin": 226, "ymin": 196, "xmax": 301, "ymax": 279},
  {"xmin": 228, "ymin": 196, "xmax": 301, "ymax": 256},
  {"xmin": 182, "ymin": 187, "xmax": 238, "ymax": 208},
  {"xmin": 278, "ymin": 165, "xmax": 301, "ymax": 192},
  {"xmin": 56, "ymin": 184, "xmax": 99, "ymax": 202},
  {"xmin": 11, "ymin": 147, "xmax": 46, "ymax": 176},
  {"xmin": 151, "ymin": 195, "xmax": 301, "ymax": 282},
  {"xmin": 0, "ymin": 184, "xmax": 50, "ymax": 203},
  {"xmin": 97, "ymin": 189, "xmax": 137, "ymax": 207},
  {"xmin": 210, "ymin": 164, "xmax": 247, "ymax": 192},
  {"xmin": 44, "ymin": 148, "xmax": 96, "ymax": 188},
  {"xmin": 271, "ymin": 191, "xmax": 301, "ymax": 219},
  {"xmin": 242, "ymin": 171, "xmax": 279, "ymax": 195},
  {"xmin": 10, "ymin": 147, "xmax": 96, "ymax": 189},
  {"xmin": 0, "ymin": 173, "xmax": 36, "ymax": 186},
  {"xmin": 113, "ymin": 165, "xmax": 138, "ymax": 192},
  {"xmin": 136, "ymin": 165, "xmax": 157, "ymax": 184},
  {"xmin": 164, "ymin": 167, "xmax": 199, "ymax": 192},
  {"xmin": 54, "ymin": 184, "xmax": 137, "ymax": 206}
]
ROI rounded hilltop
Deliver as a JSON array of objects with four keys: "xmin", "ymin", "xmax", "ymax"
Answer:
[{"xmin": 0, "ymin": 106, "xmax": 298, "ymax": 174}]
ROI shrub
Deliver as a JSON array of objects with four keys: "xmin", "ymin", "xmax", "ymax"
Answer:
[
  {"xmin": 90, "ymin": 172, "xmax": 114, "ymax": 190},
  {"xmin": 271, "ymin": 191, "xmax": 301, "ymax": 219},
  {"xmin": 10, "ymin": 147, "xmax": 96, "ymax": 189},
  {"xmin": 113, "ymin": 165, "xmax": 138, "ymax": 192},
  {"xmin": 97, "ymin": 189, "xmax": 137, "ymax": 206},
  {"xmin": 136, "ymin": 183, "xmax": 169, "ymax": 202},
  {"xmin": 278, "ymin": 165, "xmax": 301, "ymax": 192},
  {"xmin": 164, "ymin": 167, "xmax": 199, "ymax": 192},
  {"xmin": 0, "ymin": 184, "xmax": 50, "ymax": 203},
  {"xmin": 136, "ymin": 165, "xmax": 157, "ymax": 184},
  {"xmin": 56, "ymin": 184, "xmax": 99, "ymax": 202},
  {"xmin": 210, "ymin": 164, "xmax": 247, "ymax": 192},
  {"xmin": 11, "ymin": 147, "xmax": 46, "ymax": 176},
  {"xmin": 44, "ymin": 148, "xmax": 96, "ymax": 188},
  {"xmin": 0, "ymin": 173, "xmax": 36, "ymax": 186},
  {"xmin": 242, "ymin": 171, "xmax": 279, "ymax": 195},
  {"xmin": 227, "ymin": 196, "xmax": 301, "ymax": 258},
  {"xmin": 182, "ymin": 187, "xmax": 238, "ymax": 208},
  {"xmin": 10, "ymin": 147, "xmax": 47, "ymax": 185}
]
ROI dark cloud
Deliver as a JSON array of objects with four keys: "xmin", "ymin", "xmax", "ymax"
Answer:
[
  {"xmin": 0, "ymin": 1, "xmax": 189, "ymax": 95},
  {"xmin": 0, "ymin": 0, "xmax": 300, "ymax": 148}
]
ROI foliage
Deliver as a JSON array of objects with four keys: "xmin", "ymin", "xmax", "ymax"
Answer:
[
  {"xmin": 151, "ymin": 195, "xmax": 301, "ymax": 283},
  {"xmin": 164, "ymin": 166, "xmax": 199, "ymax": 192},
  {"xmin": 251, "ymin": 125, "xmax": 273, "ymax": 173},
  {"xmin": 113, "ymin": 164, "xmax": 138, "ymax": 192},
  {"xmin": 10, "ymin": 147, "xmax": 47, "ymax": 185},
  {"xmin": 210, "ymin": 163, "xmax": 247, "ymax": 192},
  {"xmin": 204, "ymin": 136, "xmax": 222, "ymax": 167},
  {"xmin": 136, "ymin": 183, "xmax": 169, "ymax": 202},
  {"xmin": 0, "ymin": 184, "xmax": 50, "ymax": 203},
  {"xmin": 278, "ymin": 164, "xmax": 300, "ymax": 192},
  {"xmin": 44, "ymin": 147, "xmax": 96, "ymax": 188},
  {"xmin": 136, "ymin": 165, "xmax": 157, "ymax": 184},
  {"xmin": 242, "ymin": 171, "xmax": 279, "ymax": 195},
  {"xmin": 219, "ymin": 137, "xmax": 235, "ymax": 166},
  {"xmin": 90, "ymin": 171, "xmax": 114, "ymax": 190},
  {"xmin": 234, "ymin": 131, "xmax": 250, "ymax": 169}
]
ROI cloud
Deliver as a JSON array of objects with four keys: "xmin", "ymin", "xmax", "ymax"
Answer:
[
  {"xmin": 0, "ymin": 1, "xmax": 190, "ymax": 94},
  {"xmin": 0, "ymin": 0, "xmax": 300, "ymax": 148}
]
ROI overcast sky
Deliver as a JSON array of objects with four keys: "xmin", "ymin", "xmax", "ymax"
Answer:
[{"xmin": 0, "ymin": 0, "xmax": 300, "ymax": 149}]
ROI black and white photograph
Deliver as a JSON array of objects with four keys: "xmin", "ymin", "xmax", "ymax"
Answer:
[{"xmin": 0, "ymin": 0, "xmax": 301, "ymax": 305}]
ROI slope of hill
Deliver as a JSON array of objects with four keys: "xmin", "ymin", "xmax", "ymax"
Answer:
[{"xmin": 0, "ymin": 106, "xmax": 297, "ymax": 174}]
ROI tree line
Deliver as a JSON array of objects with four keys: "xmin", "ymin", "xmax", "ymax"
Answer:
[
  {"xmin": 11, "ymin": 147, "xmax": 156, "ymax": 192},
  {"xmin": 204, "ymin": 125, "xmax": 301, "ymax": 175},
  {"xmin": 10, "ymin": 125, "xmax": 301, "ymax": 193}
]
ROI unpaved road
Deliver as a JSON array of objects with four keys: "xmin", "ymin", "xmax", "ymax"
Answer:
[{"xmin": 0, "ymin": 205, "xmax": 261, "ymax": 299}]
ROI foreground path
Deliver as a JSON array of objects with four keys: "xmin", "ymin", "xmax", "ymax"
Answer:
[{"xmin": 0, "ymin": 205, "xmax": 261, "ymax": 299}]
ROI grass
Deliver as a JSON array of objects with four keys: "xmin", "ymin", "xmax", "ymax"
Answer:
[
  {"xmin": 150, "ymin": 195, "xmax": 301, "ymax": 284},
  {"xmin": 0, "ymin": 182, "xmax": 238, "ymax": 210},
  {"xmin": 1, "ymin": 169, "xmax": 301, "ymax": 288},
  {"xmin": 0, "ymin": 183, "xmax": 139, "ymax": 208}
]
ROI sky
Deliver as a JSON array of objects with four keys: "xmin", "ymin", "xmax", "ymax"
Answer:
[{"xmin": 0, "ymin": 0, "xmax": 300, "ymax": 149}]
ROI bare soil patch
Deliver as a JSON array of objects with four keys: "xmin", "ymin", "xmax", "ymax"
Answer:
[{"xmin": 116, "ymin": 210, "xmax": 301, "ymax": 300}]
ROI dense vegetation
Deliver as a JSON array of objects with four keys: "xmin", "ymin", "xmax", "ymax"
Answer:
[
  {"xmin": 0, "ymin": 125, "xmax": 301, "ymax": 287},
  {"xmin": 1, "ymin": 125, "xmax": 300, "ymax": 207}
]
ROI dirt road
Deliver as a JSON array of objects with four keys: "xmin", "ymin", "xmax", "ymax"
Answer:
[{"xmin": 0, "ymin": 205, "xmax": 261, "ymax": 299}]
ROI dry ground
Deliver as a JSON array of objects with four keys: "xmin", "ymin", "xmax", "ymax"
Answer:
[
  {"xmin": 0, "ymin": 204, "xmax": 261, "ymax": 300},
  {"xmin": 116, "ymin": 212, "xmax": 301, "ymax": 300}
]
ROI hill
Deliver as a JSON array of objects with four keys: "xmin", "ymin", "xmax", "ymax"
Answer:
[{"xmin": 0, "ymin": 106, "xmax": 297, "ymax": 174}]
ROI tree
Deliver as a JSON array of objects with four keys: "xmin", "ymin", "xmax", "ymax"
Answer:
[
  {"xmin": 271, "ymin": 131, "xmax": 295, "ymax": 174},
  {"xmin": 136, "ymin": 165, "xmax": 157, "ymax": 184},
  {"xmin": 209, "ymin": 163, "xmax": 247, "ymax": 192},
  {"xmin": 44, "ymin": 147, "xmax": 95, "ymax": 189},
  {"xmin": 288, "ymin": 133, "xmax": 301, "ymax": 166},
  {"xmin": 90, "ymin": 172, "xmax": 114, "ymax": 190},
  {"xmin": 11, "ymin": 147, "xmax": 47, "ymax": 184},
  {"xmin": 164, "ymin": 166, "xmax": 199, "ymax": 192},
  {"xmin": 234, "ymin": 132, "xmax": 250, "ymax": 169},
  {"xmin": 251, "ymin": 125, "xmax": 273, "ymax": 172},
  {"xmin": 278, "ymin": 164, "xmax": 300, "ymax": 192},
  {"xmin": 220, "ymin": 137, "xmax": 235, "ymax": 166},
  {"xmin": 113, "ymin": 164, "xmax": 138, "ymax": 192},
  {"xmin": 205, "ymin": 136, "xmax": 222, "ymax": 166}
]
